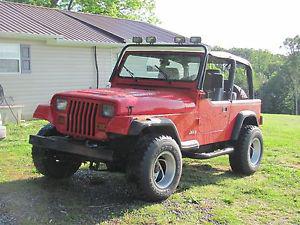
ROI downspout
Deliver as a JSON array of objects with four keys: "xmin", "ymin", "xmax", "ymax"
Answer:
[{"xmin": 94, "ymin": 46, "xmax": 99, "ymax": 89}]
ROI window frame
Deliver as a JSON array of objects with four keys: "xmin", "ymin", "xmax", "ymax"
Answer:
[{"xmin": 0, "ymin": 43, "xmax": 31, "ymax": 75}]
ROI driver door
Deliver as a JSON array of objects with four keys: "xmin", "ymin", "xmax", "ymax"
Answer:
[
  {"xmin": 196, "ymin": 58, "xmax": 232, "ymax": 145},
  {"xmin": 197, "ymin": 96, "xmax": 231, "ymax": 145}
]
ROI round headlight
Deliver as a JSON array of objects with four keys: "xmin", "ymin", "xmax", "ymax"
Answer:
[
  {"xmin": 102, "ymin": 104, "xmax": 114, "ymax": 117},
  {"xmin": 56, "ymin": 98, "xmax": 68, "ymax": 111}
]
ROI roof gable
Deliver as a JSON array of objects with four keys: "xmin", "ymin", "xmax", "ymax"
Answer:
[{"xmin": 63, "ymin": 11, "xmax": 179, "ymax": 43}]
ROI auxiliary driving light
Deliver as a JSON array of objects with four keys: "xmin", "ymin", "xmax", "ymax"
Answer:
[
  {"xmin": 174, "ymin": 36, "xmax": 186, "ymax": 44},
  {"xmin": 146, "ymin": 36, "xmax": 156, "ymax": 44},
  {"xmin": 132, "ymin": 36, "xmax": 143, "ymax": 44},
  {"xmin": 190, "ymin": 36, "xmax": 202, "ymax": 44}
]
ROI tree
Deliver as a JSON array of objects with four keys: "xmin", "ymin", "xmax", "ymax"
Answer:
[
  {"xmin": 260, "ymin": 68, "xmax": 294, "ymax": 114},
  {"xmin": 283, "ymin": 35, "xmax": 300, "ymax": 115},
  {"xmin": 8, "ymin": 0, "xmax": 59, "ymax": 7},
  {"xmin": 6, "ymin": 0, "xmax": 159, "ymax": 24}
]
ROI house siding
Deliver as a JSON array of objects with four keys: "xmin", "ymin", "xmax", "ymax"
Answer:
[{"xmin": 0, "ymin": 38, "xmax": 120, "ymax": 120}]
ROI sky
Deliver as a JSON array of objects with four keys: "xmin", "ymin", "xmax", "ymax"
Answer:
[{"xmin": 155, "ymin": 0, "xmax": 300, "ymax": 54}]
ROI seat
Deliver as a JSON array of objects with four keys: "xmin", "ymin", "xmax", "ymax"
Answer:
[
  {"xmin": 204, "ymin": 69, "xmax": 224, "ymax": 101},
  {"xmin": 203, "ymin": 72, "xmax": 213, "ymax": 91},
  {"xmin": 224, "ymin": 80, "xmax": 237, "ymax": 100},
  {"xmin": 159, "ymin": 67, "xmax": 180, "ymax": 80},
  {"xmin": 211, "ymin": 73, "xmax": 224, "ymax": 101},
  {"xmin": 233, "ymin": 84, "xmax": 248, "ymax": 100}
]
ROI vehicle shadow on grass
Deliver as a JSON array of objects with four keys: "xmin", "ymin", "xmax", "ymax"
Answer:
[{"xmin": 0, "ymin": 162, "xmax": 241, "ymax": 225}]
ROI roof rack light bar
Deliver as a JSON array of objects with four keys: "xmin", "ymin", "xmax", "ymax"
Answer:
[
  {"xmin": 132, "ymin": 36, "xmax": 143, "ymax": 44},
  {"xmin": 146, "ymin": 36, "xmax": 156, "ymax": 44},
  {"xmin": 190, "ymin": 36, "xmax": 202, "ymax": 44},
  {"xmin": 174, "ymin": 36, "xmax": 185, "ymax": 44}
]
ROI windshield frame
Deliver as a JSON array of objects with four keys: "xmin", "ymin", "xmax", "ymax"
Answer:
[{"xmin": 110, "ymin": 44, "xmax": 208, "ymax": 89}]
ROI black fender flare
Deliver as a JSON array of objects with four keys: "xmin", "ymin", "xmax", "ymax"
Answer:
[
  {"xmin": 128, "ymin": 117, "xmax": 181, "ymax": 146},
  {"xmin": 231, "ymin": 110, "xmax": 259, "ymax": 141}
]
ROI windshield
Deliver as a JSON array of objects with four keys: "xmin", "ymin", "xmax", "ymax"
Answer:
[{"xmin": 119, "ymin": 51, "xmax": 204, "ymax": 81}]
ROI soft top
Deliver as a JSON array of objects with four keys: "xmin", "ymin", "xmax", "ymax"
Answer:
[{"xmin": 209, "ymin": 51, "xmax": 251, "ymax": 67}]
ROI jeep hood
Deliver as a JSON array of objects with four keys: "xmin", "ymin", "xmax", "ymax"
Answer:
[{"xmin": 56, "ymin": 87, "xmax": 196, "ymax": 116}]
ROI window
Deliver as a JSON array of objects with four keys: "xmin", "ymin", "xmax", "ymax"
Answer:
[
  {"xmin": 203, "ymin": 56, "xmax": 232, "ymax": 101},
  {"xmin": 119, "ymin": 51, "xmax": 203, "ymax": 81},
  {"xmin": 0, "ymin": 44, "xmax": 31, "ymax": 74},
  {"xmin": 20, "ymin": 45, "xmax": 31, "ymax": 73},
  {"xmin": 233, "ymin": 63, "xmax": 249, "ymax": 100}
]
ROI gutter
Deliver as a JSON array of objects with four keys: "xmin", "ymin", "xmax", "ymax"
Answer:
[
  {"xmin": 48, "ymin": 38, "xmax": 125, "ymax": 48},
  {"xmin": 0, "ymin": 31, "xmax": 63, "ymax": 41},
  {"xmin": 0, "ymin": 31, "xmax": 125, "ymax": 48}
]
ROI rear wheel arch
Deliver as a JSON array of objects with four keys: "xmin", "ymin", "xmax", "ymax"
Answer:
[{"xmin": 232, "ymin": 111, "xmax": 259, "ymax": 141}]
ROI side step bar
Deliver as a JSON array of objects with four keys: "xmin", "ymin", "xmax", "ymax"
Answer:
[
  {"xmin": 29, "ymin": 135, "xmax": 113, "ymax": 162},
  {"xmin": 182, "ymin": 147, "xmax": 234, "ymax": 159}
]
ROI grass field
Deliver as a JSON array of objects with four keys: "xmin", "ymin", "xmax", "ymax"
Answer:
[{"xmin": 0, "ymin": 114, "xmax": 299, "ymax": 225}]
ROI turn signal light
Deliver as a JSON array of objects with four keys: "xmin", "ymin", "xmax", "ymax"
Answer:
[
  {"xmin": 97, "ymin": 123, "xmax": 106, "ymax": 131},
  {"xmin": 57, "ymin": 116, "xmax": 65, "ymax": 124}
]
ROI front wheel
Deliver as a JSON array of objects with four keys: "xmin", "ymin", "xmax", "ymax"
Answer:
[
  {"xmin": 127, "ymin": 134, "xmax": 182, "ymax": 202},
  {"xmin": 229, "ymin": 125, "xmax": 263, "ymax": 175},
  {"xmin": 32, "ymin": 124, "xmax": 81, "ymax": 179}
]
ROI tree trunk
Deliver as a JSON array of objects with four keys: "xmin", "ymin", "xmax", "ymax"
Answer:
[{"xmin": 68, "ymin": 0, "xmax": 74, "ymax": 10}]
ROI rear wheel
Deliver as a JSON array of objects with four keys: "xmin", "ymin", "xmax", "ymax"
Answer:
[
  {"xmin": 127, "ymin": 134, "xmax": 182, "ymax": 202},
  {"xmin": 229, "ymin": 125, "xmax": 263, "ymax": 175},
  {"xmin": 32, "ymin": 124, "xmax": 81, "ymax": 179}
]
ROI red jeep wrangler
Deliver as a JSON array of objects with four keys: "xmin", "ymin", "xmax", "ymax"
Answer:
[{"xmin": 29, "ymin": 37, "xmax": 263, "ymax": 201}]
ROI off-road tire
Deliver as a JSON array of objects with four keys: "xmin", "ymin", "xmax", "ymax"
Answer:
[
  {"xmin": 32, "ymin": 124, "xmax": 81, "ymax": 179},
  {"xmin": 105, "ymin": 138, "xmax": 135, "ymax": 172},
  {"xmin": 127, "ymin": 134, "xmax": 182, "ymax": 202},
  {"xmin": 229, "ymin": 125, "xmax": 263, "ymax": 175}
]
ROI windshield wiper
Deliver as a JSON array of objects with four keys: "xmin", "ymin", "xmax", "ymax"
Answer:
[
  {"xmin": 155, "ymin": 65, "xmax": 169, "ymax": 81},
  {"xmin": 123, "ymin": 65, "xmax": 136, "ymax": 79}
]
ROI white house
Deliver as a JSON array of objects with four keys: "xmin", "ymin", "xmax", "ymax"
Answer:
[{"xmin": 0, "ymin": 1, "xmax": 178, "ymax": 120}]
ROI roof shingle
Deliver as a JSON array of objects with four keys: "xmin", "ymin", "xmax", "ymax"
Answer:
[
  {"xmin": 0, "ymin": 1, "xmax": 119, "ymax": 43},
  {"xmin": 0, "ymin": 1, "xmax": 179, "ymax": 44},
  {"xmin": 63, "ymin": 11, "xmax": 179, "ymax": 43}
]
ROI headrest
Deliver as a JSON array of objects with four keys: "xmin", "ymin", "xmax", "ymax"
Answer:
[{"xmin": 211, "ymin": 73, "xmax": 224, "ymax": 88}]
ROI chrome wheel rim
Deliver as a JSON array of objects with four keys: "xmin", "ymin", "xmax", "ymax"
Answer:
[
  {"xmin": 152, "ymin": 151, "xmax": 176, "ymax": 189},
  {"xmin": 249, "ymin": 137, "xmax": 262, "ymax": 166}
]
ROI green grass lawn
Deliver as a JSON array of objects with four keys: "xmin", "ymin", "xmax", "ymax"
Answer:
[{"xmin": 0, "ymin": 114, "xmax": 299, "ymax": 225}]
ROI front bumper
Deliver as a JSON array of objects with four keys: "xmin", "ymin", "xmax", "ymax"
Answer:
[{"xmin": 29, "ymin": 135, "xmax": 113, "ymax": 162}]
